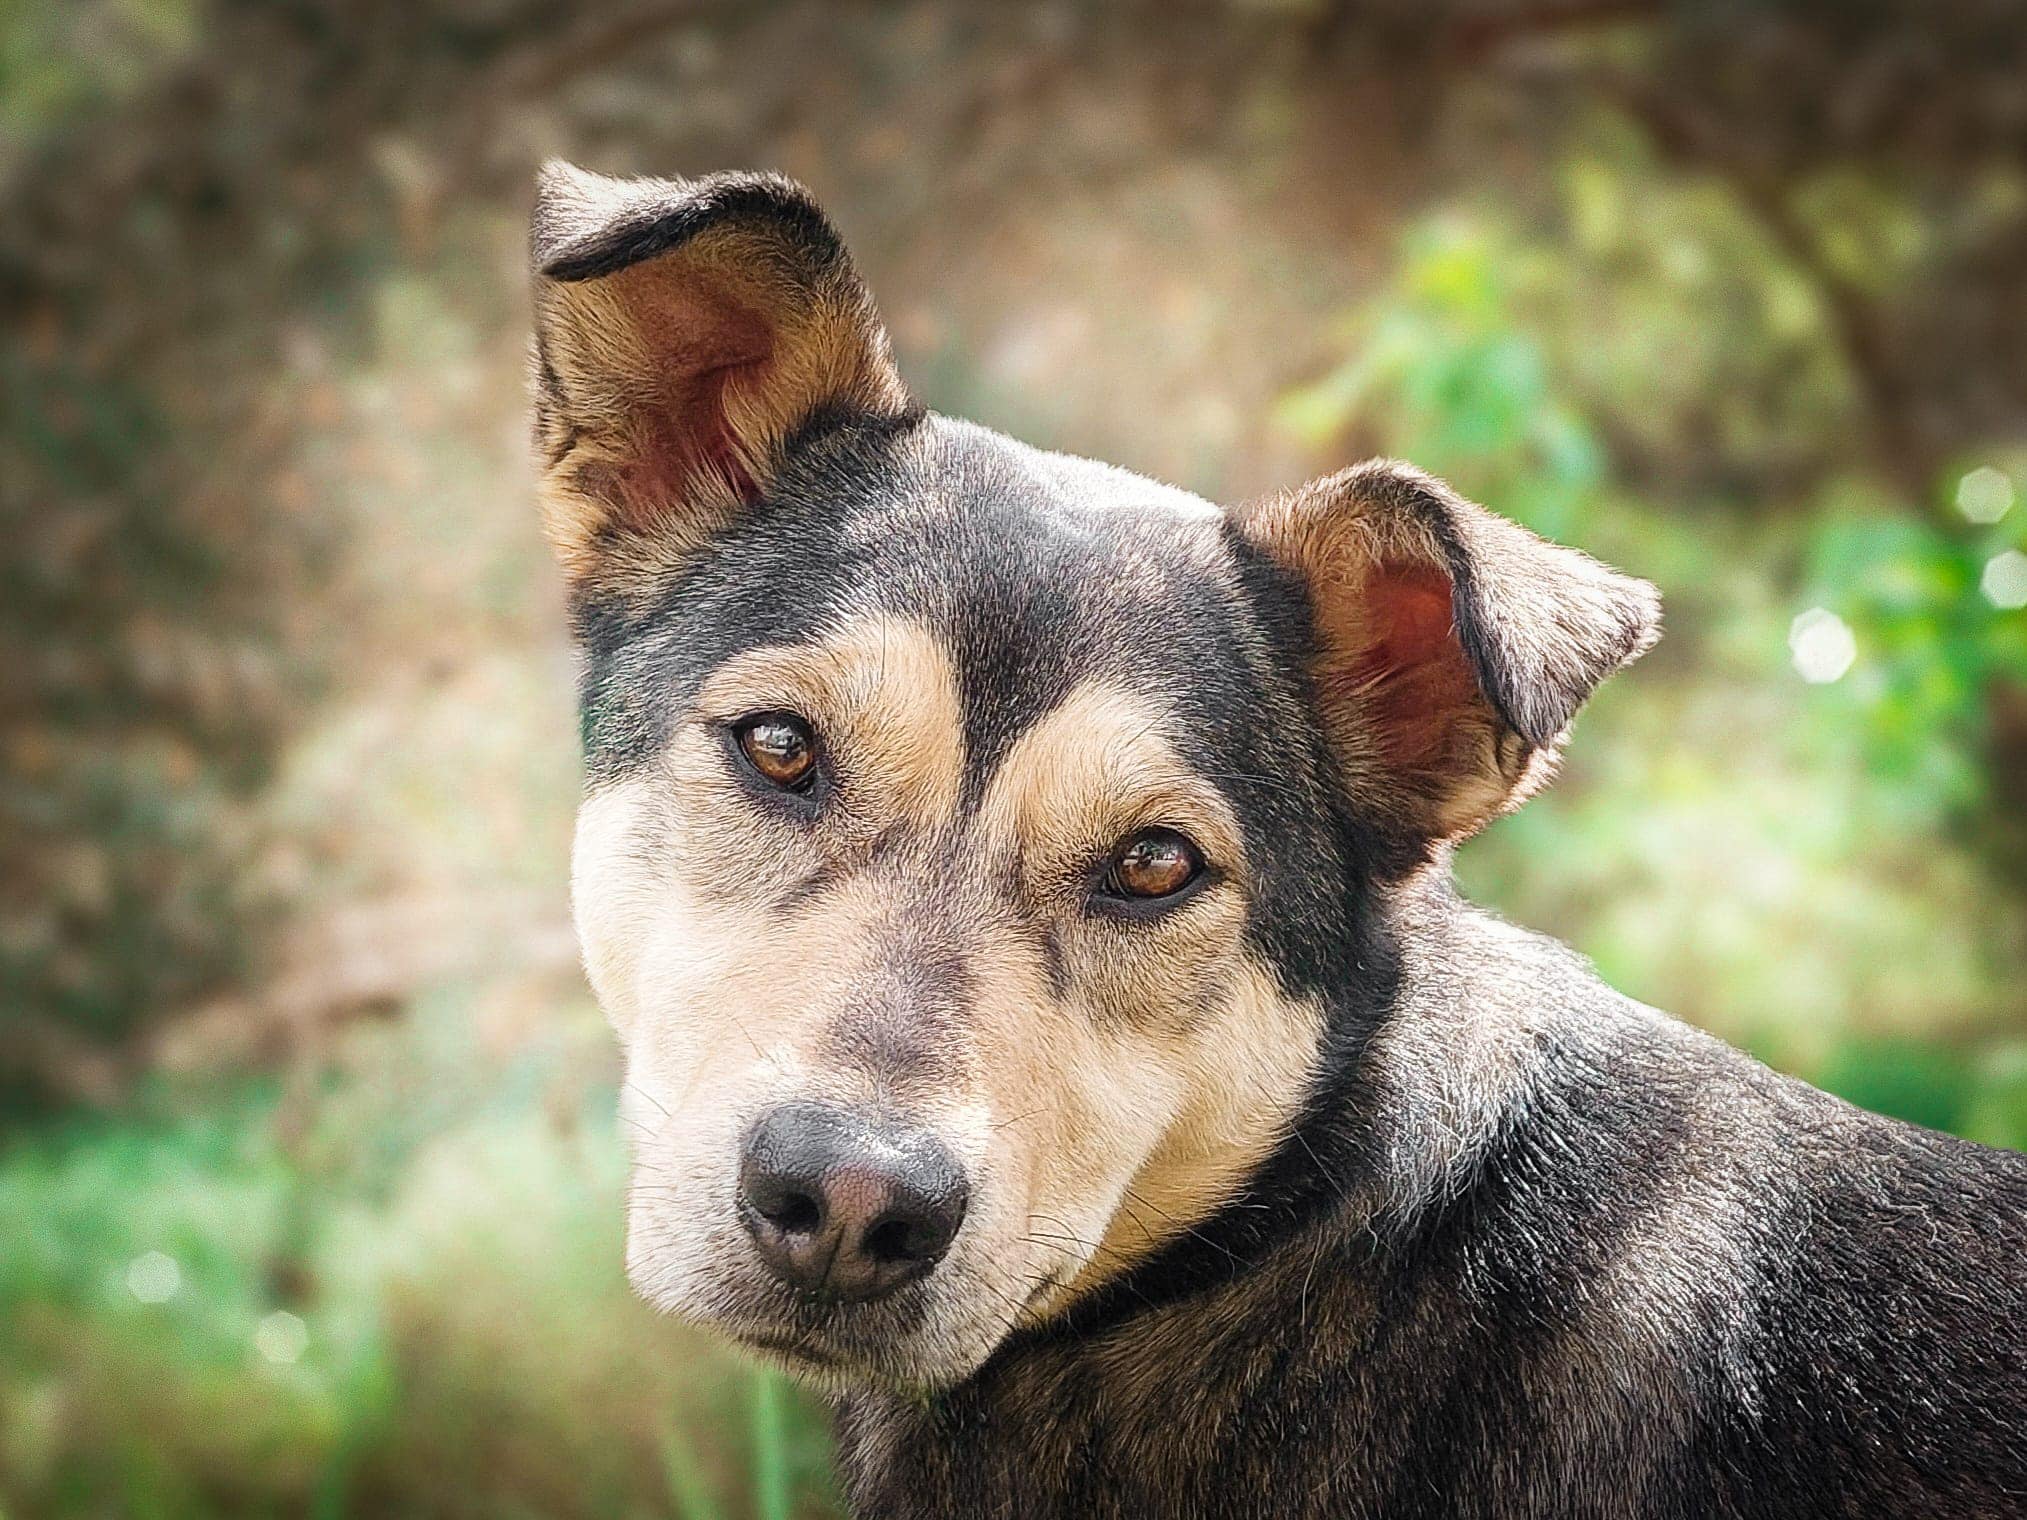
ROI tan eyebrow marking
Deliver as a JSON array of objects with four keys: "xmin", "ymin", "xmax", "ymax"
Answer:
[
  {"xmin": 696, "ymin": 616, "xmax": 965, "ymax": 833},
  {"xmin": 974, "ymin": 681, "xmax": 1246, "ymax": 888}
]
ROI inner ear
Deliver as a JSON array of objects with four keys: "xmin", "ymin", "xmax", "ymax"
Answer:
[
  {"xmin": 551, "ymin": 256, "xmax": 776, "ymax": 520},
  {"xmin": 1351, "ymin": 563, "xmax": 1482, "ymax": 775}
]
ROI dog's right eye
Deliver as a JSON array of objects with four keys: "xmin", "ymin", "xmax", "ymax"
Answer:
[
  {"xmin": 1097, "ymin": 827, "xmax": 1206, "ymax": 907},
  {"xmin": 733, "ymin": 713, "xmax": 820, "ymax": 793}
]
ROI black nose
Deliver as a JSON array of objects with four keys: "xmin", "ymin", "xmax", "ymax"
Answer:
[{"xmin": 737, "ymin": 1103, "xmax": 968, "ymax": 1303}]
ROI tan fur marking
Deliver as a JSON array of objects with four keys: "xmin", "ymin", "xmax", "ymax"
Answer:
[
  {"xmin": 973, "ymin": 681, "xmax": 1246, "ymax": 897},
  {"xmin": 695, "ymin": 616, "xmax": 965, "ymax": 839},
  {"xmin": 969, "ymin": 683, "xmax": 1321, "ymax": 1307},
  {"xmin": 1066, "ymin": 954, "xmax": 1324, "ymax": 1302}
]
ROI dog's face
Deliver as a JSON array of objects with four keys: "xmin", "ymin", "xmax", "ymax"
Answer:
[{"xmin": 530, "ymin": 165, "xmax": 1659, "ymax": 1390}]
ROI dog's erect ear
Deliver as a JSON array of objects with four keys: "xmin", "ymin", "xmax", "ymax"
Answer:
[
  {"xmin": 1232, "ymin": 460, "xmax": 1660, "ymax": 846},
  {"xmin": 529, "ymin": 162, "xmax": 911, "ymax": 582}
]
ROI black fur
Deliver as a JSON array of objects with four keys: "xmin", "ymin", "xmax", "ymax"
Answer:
[{"xmin": 535, "ymin": 169, "xmax": 843, "ymax": 285}]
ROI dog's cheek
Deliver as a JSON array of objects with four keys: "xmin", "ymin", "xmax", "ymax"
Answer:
[
  {"xmin": 623, "ymin": 1144, "xmax": 737, "ymax": 1318},
  {"xmin": 1037, "ymin": 1039, "xmax": 1190, "ymax": 1301},
  {"xmin": 620, "ymin": 1077, "xmax": 779, "ymax": 1325},
  {"xmin": 1092, "ymin": 956, "xmax": 1324, "ymax": 1264},
  {"xmin": 572, "ymin": 735, "xmax": 803, "ymax": 1043},
  {"xmin": 572, "ymin": 779, "xmax": 670, "ymax": 1041},
  {"xmin": 1021, "ymin": 928, "xmax": 1324, "ymax": 1294},
  {"xmin": 606, "ymin": 908, "xmax": 786, "ymax": 1319},
  {"xmin": 971, "ymin": 968, "xmax": 1193, "ymax": 1294},
  {"xmin": 940, "ymin": 912, "xmax": 1242, "ymax": 1301}
]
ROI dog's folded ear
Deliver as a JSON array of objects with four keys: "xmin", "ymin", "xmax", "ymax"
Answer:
[
  {"xmin": 1232, "ymin": 460, "xmax": 1661, "ymax": 847},
  {"xmin": 530, "ymin": 162, "xmax": 912, "ymax": 582}
]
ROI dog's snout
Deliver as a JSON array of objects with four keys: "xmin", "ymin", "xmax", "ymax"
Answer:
[{"xmin": 737, "ymin": 1103, "xmax": 968, "ymax": 1303}]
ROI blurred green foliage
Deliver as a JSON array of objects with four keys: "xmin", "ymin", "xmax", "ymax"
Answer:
[
  {"xmin": 0, "ymin": 994, "xmax": 842, "ymax": 1519},
  {"xmin": 0, "ymin": 0, "xmax": 197, "ymax": 154}
]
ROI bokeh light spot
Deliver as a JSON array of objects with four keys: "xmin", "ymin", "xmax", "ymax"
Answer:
[
  {"xmin": 126, "ymin": 1251, "xmax": 181, "ymax": 1304},
  {"xmin": 1982, "ymin": 550, "xmax": 2027, "ymax": 610},
  {"xmin": 1788, "ymin": 608, "xmax": 1857, "ymax": 683},
  {"xmin": 255, "ymin": 1310, "xmax": 309, "ymax": 1365},
  {"xmin": 1955, "ymin": 466, "xmax": 2014, "ymax": 524}
]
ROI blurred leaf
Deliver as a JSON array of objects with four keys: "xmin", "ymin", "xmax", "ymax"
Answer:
[
  {"xmin": 661, "ymin": 1421, "xmax": 729, "ymax": 1520},
  {"xmin": 749, "ymin": 1367, "xmax": 793, "ymax": 1520},
  {"xmin": 1816, "ymin": 1039, "xmax": 1974, "ymax": 1134}
]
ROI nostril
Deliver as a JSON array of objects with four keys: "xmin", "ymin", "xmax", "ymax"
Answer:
[
  {"xmin": 861, "ymin": 1178, "xmax": 965, "ymax": 1267},
  {"xmin": 762, "ymin": 1188, "xmax": 822, "ymax": 1236},
  {"xmin": 862, "ymin": 1214, "xmax": 923, "ymax": 1265},
  {"xmin": 745, "ymin": 1174, "xmax": 824, "ymax": 1237}
]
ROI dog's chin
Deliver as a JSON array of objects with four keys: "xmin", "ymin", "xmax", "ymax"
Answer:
[
  {"xmin": 721, "ymin": 1318, "xmax": 987, "ymax": 1395},
  {"xmin": 744, "ymin": 1277, "xmax": 1027, "ymax": 1391},
  {"xmin": 641, "ymin": 1269, "xmax": 1021, "ymax": 1395}
]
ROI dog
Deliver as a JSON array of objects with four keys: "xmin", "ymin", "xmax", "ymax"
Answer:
[{"xmin": 528, "ymin": 163, "xmax": 2027, "ymax": 1518}]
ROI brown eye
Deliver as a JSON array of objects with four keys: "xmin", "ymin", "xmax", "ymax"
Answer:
[
  {"xmin": 734, "ymin": 713, "xmax": 818, "ymax": 792},
  {"xmin": 1101, "ymin": 828, "xmax": 1204, "ymax": 903}
]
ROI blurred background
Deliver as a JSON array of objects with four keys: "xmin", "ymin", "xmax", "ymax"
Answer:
[{"xmin": 2, "ymin": 1, "xmax": 2024, "ymax": 1515}]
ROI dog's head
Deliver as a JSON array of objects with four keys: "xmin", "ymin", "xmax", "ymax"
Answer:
[{"xmin": 530, "ymin": 164, "xmax": 1659, "ymax": 1391}]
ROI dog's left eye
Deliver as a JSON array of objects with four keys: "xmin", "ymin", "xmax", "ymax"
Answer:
[
  {"xmin": 733, "ymin": 712, "xmax": 820, "ymax": 793},
  {"xmin": 1099, "ymin": 828, "xmax": 1204, "ymax": 904}
]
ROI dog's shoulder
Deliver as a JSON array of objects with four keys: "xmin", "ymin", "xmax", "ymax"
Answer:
[{"xmin": 1368, "ymin": 897, "xmax": 2027, "ymax": 1513}]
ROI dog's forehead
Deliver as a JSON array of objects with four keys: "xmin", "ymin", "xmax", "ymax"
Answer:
[
  {"xmin": 834, "ymin": 417, "xmax": 1233, "ymax": 624},
  {"xmin": 579, "ymin": 415, "xmax": 1288, "ymax": 784},
  {"xmin": 849, "ymin": 418, "xmax": 1245, "ymax": 774}
]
